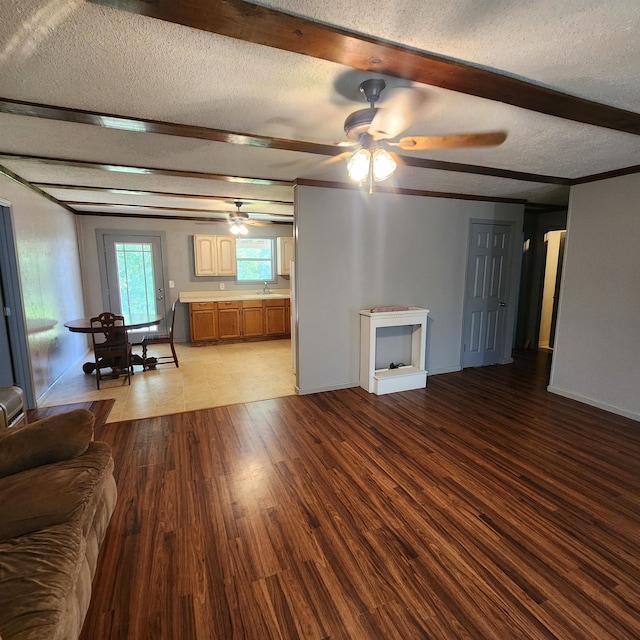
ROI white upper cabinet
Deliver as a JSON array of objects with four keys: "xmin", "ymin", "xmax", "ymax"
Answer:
[
  {"xmin": 216, "ymin": 236, "xmax": 237, "ymax": 275},
  {"xmin": 277, "ymin": 236, "xmax": 294, "ymax": 276},
  {"xmin": 194, "ymin": 234, "xmax": 236, "ymax": 276}
]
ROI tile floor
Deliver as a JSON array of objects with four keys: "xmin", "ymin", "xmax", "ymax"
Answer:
[{"xmin": 39, "ymin": 339, "xmax": 296, "ymax": 423}]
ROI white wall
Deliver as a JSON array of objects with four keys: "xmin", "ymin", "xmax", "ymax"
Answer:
[
  {"xmin": 549, "ymin": 175, "xmax": 640, "ymax": 421},
  {"xmin": 294, "ymin": 185, "xmax": 524, "ymax": 394},
  {"xmin": 76, "ymin": 215, "xmax": 293, "ymax": 343},
  {"xmin": 0, "ymin": 175, "xmax": 86, "ymax": 402}
]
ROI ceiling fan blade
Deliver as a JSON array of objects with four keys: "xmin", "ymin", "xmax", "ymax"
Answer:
[
  {"xmin": 394, "ymin": 130, "xmax": 507, "ymax": 150},
  {"xmin": 368, "ymin": 87, "xmax": 425, "ymax": 140},
  {"xmin": 322, "ymin": 150, "xmax": 353, "ymax": 165}
]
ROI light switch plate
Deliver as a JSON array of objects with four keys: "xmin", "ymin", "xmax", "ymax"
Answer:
[{"xmin": 169, "ymin": 280, "xmax": 175, "ymax": 288}]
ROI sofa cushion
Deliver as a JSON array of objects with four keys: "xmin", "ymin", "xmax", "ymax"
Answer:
[
  {"xmin": 0, "ymin": 522, "xmax": 86, "ymax": 640},
  {"xmin": 0, "ymin": 442, "xmax": 114, "ymax": 542},
  {"xmin": 0, "ymin": 409, "xmax": 94, "ymax": 479}
]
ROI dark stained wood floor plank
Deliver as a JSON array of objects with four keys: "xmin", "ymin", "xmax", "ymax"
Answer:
[
  {"xmin": 27, "ymin": 398, "xmax": 114, "ymax": 427},
  {"xmin": 81, "ymin": 350, "xmax": 640, "ymax": 639}
]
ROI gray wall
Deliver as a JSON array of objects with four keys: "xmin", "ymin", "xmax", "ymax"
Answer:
[
  {"xmin": 550, "ymin": 175, "xmax": 640, "ymax": 420},
  {"xmin": 294, "ymin": 185, "xmax": 524, "ymax": 394},
  {"xmin": 0, "ymin": 175, "xmax": 86, "ymax": 403},
  {"xmin": 76, "ymin": 215, "xmax": 293, "ymax": 343}
]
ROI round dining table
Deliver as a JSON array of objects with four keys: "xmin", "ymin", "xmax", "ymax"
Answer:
[{"xmin": 64, "ymin": 313, "xmax": 164, "ymax": 373}]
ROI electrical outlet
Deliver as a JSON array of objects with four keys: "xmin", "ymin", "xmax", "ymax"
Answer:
[{"xmin": 219, "ymin": 282, "xmax": 225, "ymax": 290}]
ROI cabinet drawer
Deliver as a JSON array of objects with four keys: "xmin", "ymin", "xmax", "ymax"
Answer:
[
  {"xmin": 218, "ymin": 300, "xmax": 240, "ymax": 309},
  {"xmin": 190, "ymin": 302, "xmax": 215, "ymax": 310},
  {"xmin": 264, "ymin": 298, "xmax": 287, "ymax": 307},
  {"xmin": 242, "ymin": 299, "xmax": 263, "ymax": 309}
]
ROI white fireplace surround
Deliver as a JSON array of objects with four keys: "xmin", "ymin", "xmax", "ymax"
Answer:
[{"xmin": 359, "ymin": 307, "xmax": 429, "ymax": 395}]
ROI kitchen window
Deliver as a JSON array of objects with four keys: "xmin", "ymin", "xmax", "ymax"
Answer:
[{"xmin": 235, "ymin": 238, "xmax": 275, "ymax": 282}]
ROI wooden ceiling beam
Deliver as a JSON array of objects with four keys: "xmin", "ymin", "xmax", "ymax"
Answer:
[
  {"xmin": 0, "ymin": 153, "xmax": 293, "ymax": 187},
  {"xmin": 89, "ymin": 0, "xmax": 640, "ymax": 136},
  {"xmin": 0, "ymin": 98, "xmax": 341, "ymax": 157},
  {"xmin": 0, "ymin": 129, "xmax": 569, "ymax": 186},
  {"xmin": 295, "ymin": 178, "xmax": 528, "ymax": 204},
  {"xmin": 33, "ymin": 183, "xmax": 294, "ymax": 206},
  {"xmin": 64, "ymin": 201, "xmax": 292, "ymax": 217}
]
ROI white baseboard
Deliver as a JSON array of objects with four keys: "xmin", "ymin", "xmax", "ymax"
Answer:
[
  {"xmin": 296, "ymin": 382, "xmax": 359, "ymax": 395},
  {"xmin": 427, "ymin": 365, "xmax": 462, "ymax": 376},
  {"xmin": 547, "ymin": 385, "xmax": 640, "ymax": 422},
  {"xmin": 37, "ymin": 347, "xmax": 92, "ymax": 404}
]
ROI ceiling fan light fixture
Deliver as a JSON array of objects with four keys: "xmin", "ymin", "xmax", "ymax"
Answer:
[
  {"xmin": 372, "ymin": 148, "xmax": 396, "ymax": 182},
  {"xmin": 229, "ymin": 200, "xmax": 249, "ymax": 235},
  {"xmin": 229, "ymin": 220, "xmax": 248, "ymax": 235},
  {"xmin": 347, "ymin": 146, "xmax": 397, "ymax": 185},
  {"xmin": 347, "ymin": 148, "xmax": 371, "ymax": 182}
]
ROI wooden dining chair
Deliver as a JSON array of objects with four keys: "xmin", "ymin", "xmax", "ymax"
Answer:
[
  {"xmin": 90, "ymin": 312, "xmax": 133, "ymax": 389},
  {"xmin": 138, "ymin": 301, "xmax": 179, "ymax": 370}
]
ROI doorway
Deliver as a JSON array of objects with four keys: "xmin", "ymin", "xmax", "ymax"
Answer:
[
  {"xmin": 538, "ymin": 230, "xmax": 566, "ymax": 350},
  {"xmin": 0, "ymin": 204, "xmax": 35, "ymax": 405},
  {"xmin": 0, "ymin": 274, "xmax": 14, "ymax": 388},
  {"xmin": 461, "ymin": 220, "xmax": 515, "ymax": 368},
  {"xmin": 97, "ymin": 231, "xmax": 169, "ymax": 333}
]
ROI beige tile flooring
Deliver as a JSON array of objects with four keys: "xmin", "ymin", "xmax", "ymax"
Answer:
[{"xmin": 40, "ymin": 339, "xmax": 296, "ymax": 423}]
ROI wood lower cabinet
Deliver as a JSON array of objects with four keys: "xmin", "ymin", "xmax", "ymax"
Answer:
[
  {"xmin": 217, "ymin": 301, "xmax": 241, "ymax": 339},
  {"xmin": 242, "ymin": 300, "xmax": 264, "ymax": 337},
  {"xmin": 189, "ymin": 298, "xmax": 290, "ymax": 343},
  {"xmin": 189, "ymin": 302, "xmax": 218, "ymax": 341},
  {"xmin": 265, "ymin": 298, "xmax": 287, "ymax": 336}
]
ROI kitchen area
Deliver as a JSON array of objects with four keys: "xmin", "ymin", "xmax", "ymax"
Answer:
[
  {"xmin": 181, "ymin": 234, "xmax": 293, "ymax": 345},
  {"xmin": 38, "ymin": 216, "xmax": 297, "ymax": 422}
]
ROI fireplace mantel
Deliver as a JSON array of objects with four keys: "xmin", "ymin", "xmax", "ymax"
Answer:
[{"xmin": 359, "ymin": 307, "xmax": 429, "ymax": 395}]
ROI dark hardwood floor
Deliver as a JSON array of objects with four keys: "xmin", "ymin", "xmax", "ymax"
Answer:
[
  {"xmin": 28, "ymin": 398, "xmax": 114, "ymax": 428},
  {"xmin": 80, "ymin": 351, "xmax": 640, "ymax": 639}
]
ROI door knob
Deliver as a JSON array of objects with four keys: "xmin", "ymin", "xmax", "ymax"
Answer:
[{"xmin": 499, "ymin": 302, "xmax": 506, "ymax": 307}]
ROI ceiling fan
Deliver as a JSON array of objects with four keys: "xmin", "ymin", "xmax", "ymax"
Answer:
[
  {"xmin": 227, "ymin": 201, "xmax": 274, "ymax": 234},
  {"xmin": 228, "ymin": 201, "xmax": 250, "ymax": 234},
  {"xmin": 340, "ymin": 79, "xmax": 507, "ymax": 192}
]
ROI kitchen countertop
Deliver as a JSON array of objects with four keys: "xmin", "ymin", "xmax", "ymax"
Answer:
[{"xmin": 180, "ymin": 290, "xmax": 290, "ymax": 303}]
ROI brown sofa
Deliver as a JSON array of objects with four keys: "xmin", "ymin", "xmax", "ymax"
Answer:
[{"xmin": 0, "ymin": 409, "xmax": 117, "ymax": 640}]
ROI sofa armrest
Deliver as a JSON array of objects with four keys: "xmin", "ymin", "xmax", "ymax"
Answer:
[
  {"xmin": 0, "ymin": 441, "xmax": 113, "ymax": 541},
  {"xmin": 0, "ymin": 409, "xmax": 94, "ymax": 479}
]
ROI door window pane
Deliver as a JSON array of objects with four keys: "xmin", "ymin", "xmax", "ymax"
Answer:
[
  {"xmin": 115, "ymin": 243, "xmax": 156, "ymax": 316},
  {"xmin": 235, "ymin": 238, "xmax": 275, "ymax": 282}
]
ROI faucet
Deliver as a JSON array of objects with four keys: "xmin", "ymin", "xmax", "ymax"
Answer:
[{"xmin": 262, "ymin": 281, "xmax": 271, "ymax": 294}]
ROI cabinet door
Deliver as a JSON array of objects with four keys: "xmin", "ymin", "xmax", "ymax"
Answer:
[
  {"xmin": 216, "ymin": 236, "xmax": 237, "ymax": 275},
  {"xmin": 242, "ymin": 302, "xmax": 264, "ymax": 337},
  {"xmin": 265, "ymin": 301, "xmax": 287, "ymax": 335},
  {"xmin": 277, "ymin": 237, "xmax": 294, "ymax": 276},
  {"xmin": 190, "ymin": 303, "xmax": 217, "ymax": 341},
  {"xmin": 194, "ymin": 235, "xmax": 217, "ymax": 276},
  {"xmin": 218, "ymin": 301, "xmax": 241, "ymax": 338}
]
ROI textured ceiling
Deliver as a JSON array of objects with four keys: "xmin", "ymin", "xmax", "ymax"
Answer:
[{"xmin": 1, "ymin": 0, "xmax": 639, "ymax": 222}]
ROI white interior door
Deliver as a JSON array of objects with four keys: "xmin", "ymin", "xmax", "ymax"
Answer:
[{"xmin": 462, "ymin": 221, "xmax": 513, "ymax": 368}]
